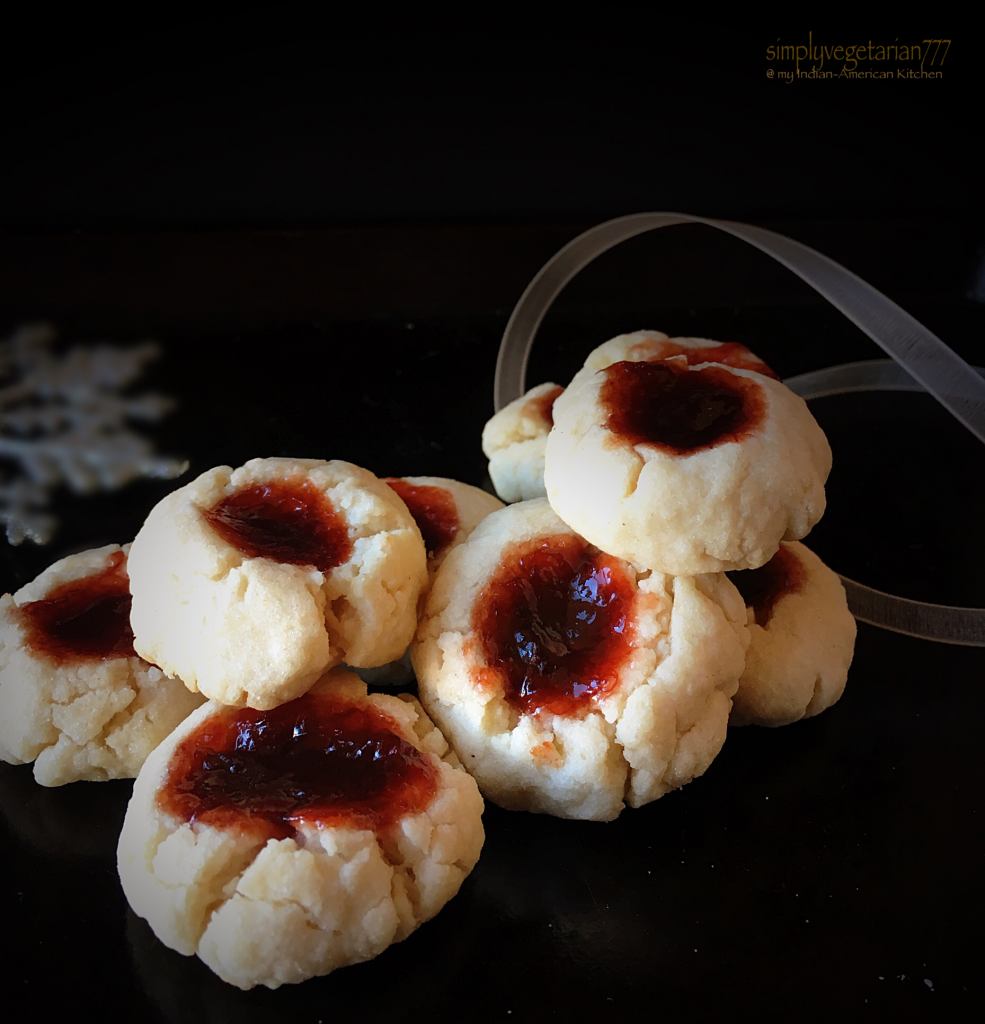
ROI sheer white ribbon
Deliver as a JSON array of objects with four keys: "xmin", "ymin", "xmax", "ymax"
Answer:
[{"xmin": 494, "ymin": 213, "xmax": 985, "ymax": 646}]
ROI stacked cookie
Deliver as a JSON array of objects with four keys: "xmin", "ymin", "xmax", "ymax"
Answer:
[
  {"xmin": 1, "ymin": 458, "xmax": 493, "ymax": 990},
  {"xmin": 427, "ymin": 330, "xmax": 855, "ymax": 819},
  {"xmin": 119, "ymin": 459, "xmax": 495, "ymax": 989}
]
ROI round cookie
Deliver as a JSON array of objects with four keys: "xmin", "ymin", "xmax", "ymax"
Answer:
[
  {"xmin": 482, "ymin": 382, "xmax": 564, "ymax": 502},
  {"xmin": 354, "ymin": 477, "xmax": 504, "ymax": 688},
  {"xmin": 544, "ymin": 337, "xmax": 831, "ymax": 575},
  {"xmin": 117, "ymin": 668, "xmax": 485, "ymax": 990},
  {"xmin": 0, "ymin": 544, "xmax": 203, "ymax": 786},
  {"xmin": 128, "ymin": 458, "xmax": 428, "ymax": 710},
  {"xmin": 412, "ymin": 499, "xmax": 749, "ymax": 821},
  {"xmin": 727, "ymin": 541, "xmax": 856, "ymax": 727},
  {"xmin": 384, "ymin": 476, "xmax": 504, "ymax": 577}
]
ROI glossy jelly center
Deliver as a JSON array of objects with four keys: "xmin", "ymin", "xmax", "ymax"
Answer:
[
  {"xmin": 159, "ymin": 693, "xmax": 438, "ymax": 840},
  {"xmin": 628, "ymin": 339, "xmax": 780, "ymax": 379},
  {"xmin": 385, "ymin": 478, "xmax": 459, "ymax": 559},
  {"xmin": 728, "ymin": 545, "xmax": 806, "ymax": 627},
  {"xmin": 601, "ymin": 360, "xmax": 764, "ymax": 453},
  {"xmin": 203, "ymin": 479, "xmax": 352, "ymax": 574},
  {"xmin": 473, "ymin": 534, "xmax": 635, "ymax": 716},
  {"xmin": 524, "ymin": 385, "xmax": 565, "ymax": 428},
  {"xmin": 19, "ymin": 550, "xmax": 136, "ymax": 663}
]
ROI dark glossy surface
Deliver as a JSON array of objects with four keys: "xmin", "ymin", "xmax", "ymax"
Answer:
[
  {"xmin": 18, "ymin": 550, "xmax": 135, "ymax": 663},
  {"xmin": 474, "ymin": 535, "xmax": 634, "ymax": 716},
  {"xmin": 1, "ymin": 220, "xmax": 984, "ymax": 1021},
  {"xmin": 161, "ymin": 694, "xmax": 437, "ymax": 841}
]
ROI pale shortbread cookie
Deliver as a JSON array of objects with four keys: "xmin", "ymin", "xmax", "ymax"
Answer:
[
  {"xmin": 0, "ymin": 544, "xmax": 203, "ymax": 786},
  {"xmin": 482, "ymin": 383, "xmax": 564, "ymax": 502},
  {"xmin": 118, "ymin": 669, "xmax": 484, "ymax": 990},
  {"xmin": 385, "ymin": 476, "xmax": 504, "ymax": 578},
  {"xmin": 413, "ymin": 499, "xmax": 749, "ymax": 821},
  {"xmin": 729, "ymin": 541, "xmax": 856, "ymax": 727},
  {"xmin": 354, "ymin": 477, "xmax": 503, "ymax": 687},
  {"xmin": 128, "ymin": 458, "xmax": 428, "ymax": 710},
  {"xmin": 481, "ymin": 336, "xmax": 774, "ymax": 504},
  {"xmin": 545, "ymin": 335, "xmax": 831, "ymax": 575}
]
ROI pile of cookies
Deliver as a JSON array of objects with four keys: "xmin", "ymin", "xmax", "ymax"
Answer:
[
  {"xmin": 466, "ymin": 330, "xmax": 856, "ymax": 811},
  {"xmin": 0, "ymin": 329, "xmax": 856, "ymax": 990},
  {"xmin": 0, "ymin": 460, "xmax": 491, "ymax": 989}
]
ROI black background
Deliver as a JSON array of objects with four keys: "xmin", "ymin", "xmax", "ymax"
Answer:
[
  {"xmin": 0, "ymin": 13, "xmax": 980, "ymax": 227},
  {"xmin": 1, "ymin": 11, "xmax": 982, "ymax": 1023}
]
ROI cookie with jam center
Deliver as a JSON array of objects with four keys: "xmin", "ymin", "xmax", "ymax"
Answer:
[
  {"xmin": 384, "ymin": 476, "xmax": 504, "ymax": 578},
  {"xmin": 413, "ymin": 498, "xmax": 749, "ymax": 821},
  {"xmin": 117, "ymin": 668, "xmax": 484, "ymax": 990},
  {"xmin": 354, "ymin": 476, "xmax": 504, "ymax": 688},
  {"xmin": 0, "ymin": 543, "xmax": 203, "ymax": 786},
  {"xmin": 127, "ymin": 457, "xmax": 427, "ymax": 710},
  {"xmin": 544, "ymin": 332, "xmax": 831, "ymax": 575},
  {"xmin": 727, "ymin": 541, "xmax": 856, "ymax": 727}
]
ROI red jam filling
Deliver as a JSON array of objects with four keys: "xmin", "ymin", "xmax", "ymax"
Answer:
[
  {"xmin": 627, "ymin": 339, "xmax": 780, "ymax": 380},
  {"xmin": 473, "ymin": 534, "xmax": 635, "ymax": 716},
  {"xmin": 524, "ymin": 385, "xmax": 565, "ymax": 428},
  {"xmin": 18, "ymin": 550, "xmax": 136, "ymax": 663},
  {"xmin": 385, "ymin": 478, "xmax": 459, "ymax": 559},
  {"xmin": 727, "ymin": 545, "xmax": 806, "ymax": 627},
  {"xmin": 202, "ymin": 479, "xmax": 352, "ymax": 574},
  {"xmin": 601, "ymin": 359, "xmax": 765, "ymax": 454},
  {"xmin": 158, "ymin": 693, "xmax": 438, "ymax": 841}
]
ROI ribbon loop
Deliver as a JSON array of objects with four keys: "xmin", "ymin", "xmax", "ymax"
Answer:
[{"xmin": 495, "ymin": 213, "xmax": 985, "ymax": 646}]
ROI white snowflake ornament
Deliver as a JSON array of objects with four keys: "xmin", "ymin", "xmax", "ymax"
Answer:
[{"xmin": 0, "ymin": 324, "xmax": 188, "ymax": 545}]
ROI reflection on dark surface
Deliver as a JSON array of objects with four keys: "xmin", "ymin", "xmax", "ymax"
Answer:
[
  {"xmin": 126, "ymin": 879, "xmax": 489, "ymax": 1020},
  {"xmin": 127, "ymin": 910, "xmax": 270, "ymax": 1024},
  {"xmin": 0, "ymin": 762, "xmax": 131, "ymax": 859}
]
